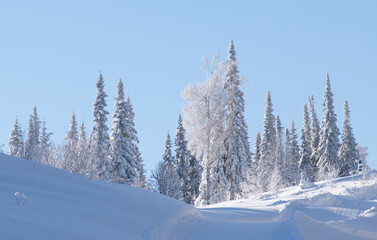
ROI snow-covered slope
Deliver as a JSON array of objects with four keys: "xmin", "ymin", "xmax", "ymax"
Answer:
[
  {"xmin": 0, "ymin": 153, "xmax": 199, "ymax": 240},
  {"xmin": 1, "ymin": 153, "xmax": 377, "ymax": 240}
]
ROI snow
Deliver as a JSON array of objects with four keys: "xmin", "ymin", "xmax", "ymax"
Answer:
[{"xmin": 1, "ymin": 153, "xmax": 377, "ymax": 239}]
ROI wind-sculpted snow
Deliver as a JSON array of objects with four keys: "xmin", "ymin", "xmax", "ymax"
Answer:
[{"xmin": 0, "ymin": 153, "xmax": 376, "ymax": 239}]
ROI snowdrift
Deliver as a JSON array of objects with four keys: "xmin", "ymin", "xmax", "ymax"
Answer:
[
  {"xmin": 1, "ymin": 153, "xmax": 377, "ymax": 240},
  {"xmin": 0, "ymin": 154, "xmax": 199, "ymax": 240}
]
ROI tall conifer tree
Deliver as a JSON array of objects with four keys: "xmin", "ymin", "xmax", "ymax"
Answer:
[
  {"xmin": 317, "ymin": 73, "xmax": 340, "ymax": 179},
  {"xmin": 223, "ymin": 40, "xmax": 250, "ymax": 200},
  {"xmin": 284, "ymin": 120, "xmax": 300, "ymax": 186},
  {"xmin": 39, "ymin": 120, "xmax": 53, "ymax": 165},
  {"xmin": 125, "ymin": 96, "xmax": 146, "ymax": 188},
  {"xmin": 9, "ymin": 117, "xmax": 24, "ymax": 158},
  {"xmin": 338, "ymin": 101, "xmax": 358, "ymax": 176},
  {"xmin": 24, "ymin": 107, "xmax": 41, "ymax": 162},
  {"xmin": 62, "ymin": 112, "xmax": 79, "ymax": 172},
  {"xmin": 299, "ymin": 105, "xmax": 313, "ymax": 181},
  {"xmin": 174, "ymin": 114, "xmax": 190, "ymax": 203},
  {"xmin": 258, "ymin": 91, "xmax": 276, "ymax": 192},
  {"xmin": 77, "ymin": 121, "xmax": 89, "ymax": 175},
  {"xmin": 308, "ymin": 95, "xmax": 320, "ymax": 180},
  {"xmin": 109, "ymin": 79, "xmax": 136, "ymax": 184},
  {"xmin": 161, "ymin": 133, "xmax": 182, "ymax": 200},
  {"xmin": 88, "ymin": 73, "xmax": 111, "ymax": 180}
]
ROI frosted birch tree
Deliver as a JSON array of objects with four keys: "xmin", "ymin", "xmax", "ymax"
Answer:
[{"xmin": 182, "ymin": 53, "xmax": 228, "ymax": 206}]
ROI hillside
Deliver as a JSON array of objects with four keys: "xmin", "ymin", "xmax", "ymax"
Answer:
[{"xmin": 0, "ymin": 153, "xmax": 376, "ymax": 240}]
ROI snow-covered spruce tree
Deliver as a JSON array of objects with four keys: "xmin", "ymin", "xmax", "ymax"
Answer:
[
  {"xmin": 182, "ymin": 53, "xmax": 227, "ymax": 206},
  {"xmin": 308, "ymin": 95, "xmax": 320, "ymax": 180},
  {"xmin": 109, "ymin": 79, "xmax": 137, "ymax": 184},
  {"xmin": 24, "ymin": 107, "xmax": 41, "ymax": 162},
  {"xmin": 125, "ymin": 96, "xmax": 146, "ymax": 188},
  {"xmin": 9, "ymin": 117, "xmax": 24, "ymax": 158},
  {"xmin": 253, "ymin": 131, "xmax": 261, "ymax": 165},
  {"xmin": 257, "ymin": 91, "xmax": 276, "ymax": 192},
  {"xmin": 284, "ymin": 120, "xmax": 300, "ymax": 186},
  {"xmin": 275, "ymin": 115, "xmax": 284, "ymax": 170},
  {"xmin": 174, "ymin": 114, "xmax": 190, "ymax": 203},
  {"xmin": 187, "ymin": 153, "xmax": 201, "ymax": 205},
  {"xmin": 284, "ymin": 128, "xmax": 290, "ymax": 181},
  {"xmin": 317, "ymin": 73, "xmax": 340, "ymax": 180},
  {"xmin": 162, "ymin": 133, "xmax": 183, "ymax": 200},
  {"xmin": 299, "ymin": 104, "xmax": 313, "ymax": 181},
  {"xmin": 223, "ymin": 40, "xmax": 251, "ymax": 200},
  {"xmin": 88, "ymin": 73, "xmax": 111, "ymax": 180},
  {"xmin": 252, "ymin": 131, "xmax": 262, "ymax": 190},
  {"xmin": 268, "ymin": 115, "xmax": 284, "ymax": 194},
  {"xmin": 338, "ymin": 101, "xmax": 358, "ymax": 177},
  {"xmin": 39, "ymin": 120, "xmax": 54, "ymax": 165},
  {"xmin": 62, "ymin": 112, "xmax": 79, "ymax": 173},
  {"xmin": 77, "ymin": 121, "xmax": 89, "ymax": 175}
]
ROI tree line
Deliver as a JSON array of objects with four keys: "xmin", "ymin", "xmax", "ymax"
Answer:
[
  {"xmin": 8, "ymin": 41, "xmax": 369, "ymax": 207},
  {"xmin": 8, "ymin": 75, "xmax": 147, "ymax": 188},
  {"xmin": 152, "ymin": 41, "xmax": 368, "ymax": 206}
]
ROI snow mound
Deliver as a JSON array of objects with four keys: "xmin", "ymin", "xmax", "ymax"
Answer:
[
  {"xmin": 0, "ymin": 153, "xmax": 200, "ymax": 240},
  {"xmin": 298, "ymin": 180, "xmax": 317, "ymax": 190}
]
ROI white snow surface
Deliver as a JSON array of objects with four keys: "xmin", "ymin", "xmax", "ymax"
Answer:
[{"xmin": 1, "ymin": 153, "xmax": 377, "ymax": 240}]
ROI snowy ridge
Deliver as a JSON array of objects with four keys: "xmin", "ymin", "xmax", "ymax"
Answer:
[{"xmin": 0, "ymin": 153, "xmax": 376, "ymax": 239}]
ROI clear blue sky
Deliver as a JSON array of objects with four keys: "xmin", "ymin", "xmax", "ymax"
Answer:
[{"xmin": 1, "ymin": 1, "xmax": 376, "ymax": 176}]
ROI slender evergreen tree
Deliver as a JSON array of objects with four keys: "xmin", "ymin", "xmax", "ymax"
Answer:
[
  {"xmin": 308, "ymin": 95, "xmax": 320, "ymax": 180},
  {"xmin": 299, "ymin": 105, "xmax": 313, "ymax": 181},
  {"xmin": 125, "ymin": 96, "xmax": 146, "ymax": 188},
  {"xmin": 187, "ymin": 153, "xmax": 201, "ymax": 205},
  {"xmin": 109, "ymin": 79, "xmax": 136, "ymax": 184},
  {"xmin": 62, "ymin": 112, "xmax": 79, "ymax": 172},
  {"xmin": 174, "ymin": 114, "xmax": 190, "ymax": 203},
  {"xmin": 161, "ymin": 133, "xmax": 182, "ymax": 200},
  {"xmin": 275, "ymin": 115, "xmax": 284, "ymax": 168},
  {"xmin": 258, "ymin": 91, "xmax": 276, "ymax": 192},
  {"xmin": 269, "ymin": 115, "xmax": 284, "ymax": 193},
  {"xmin": 338, "ymin": 101, "xmax": 358, "ymax": 176},
  {"xmin": 254, "ymin": 131, "xmax": 261, "ymax": 164},
  {"xmin": 284, "ymin": 120, "xmax": 300, "ymax": 186},
  {"xmin": 24, "ymin": 107, "xmax": 41, "ymax": 162},
  {"xmin": 317, "ymin": 73, "xmax": 340, "ymax": 180},
  {"xmin": 223, "ymin": 40, "xmax": 250, "ymax": 200},
  {"xmin": 88, "ymin": 73, "xmax": 111, "ymax": 180},
  {"xmin": 39, "ymin": 120, "xmax": 54, "ymax": 165},
  {"xmin": 9, "ymin": 117, "xmax": 24, "ymax": 158},
  {"xmin": 77, "ymin": 121, "xmax": 89, "ymax": 175}
]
